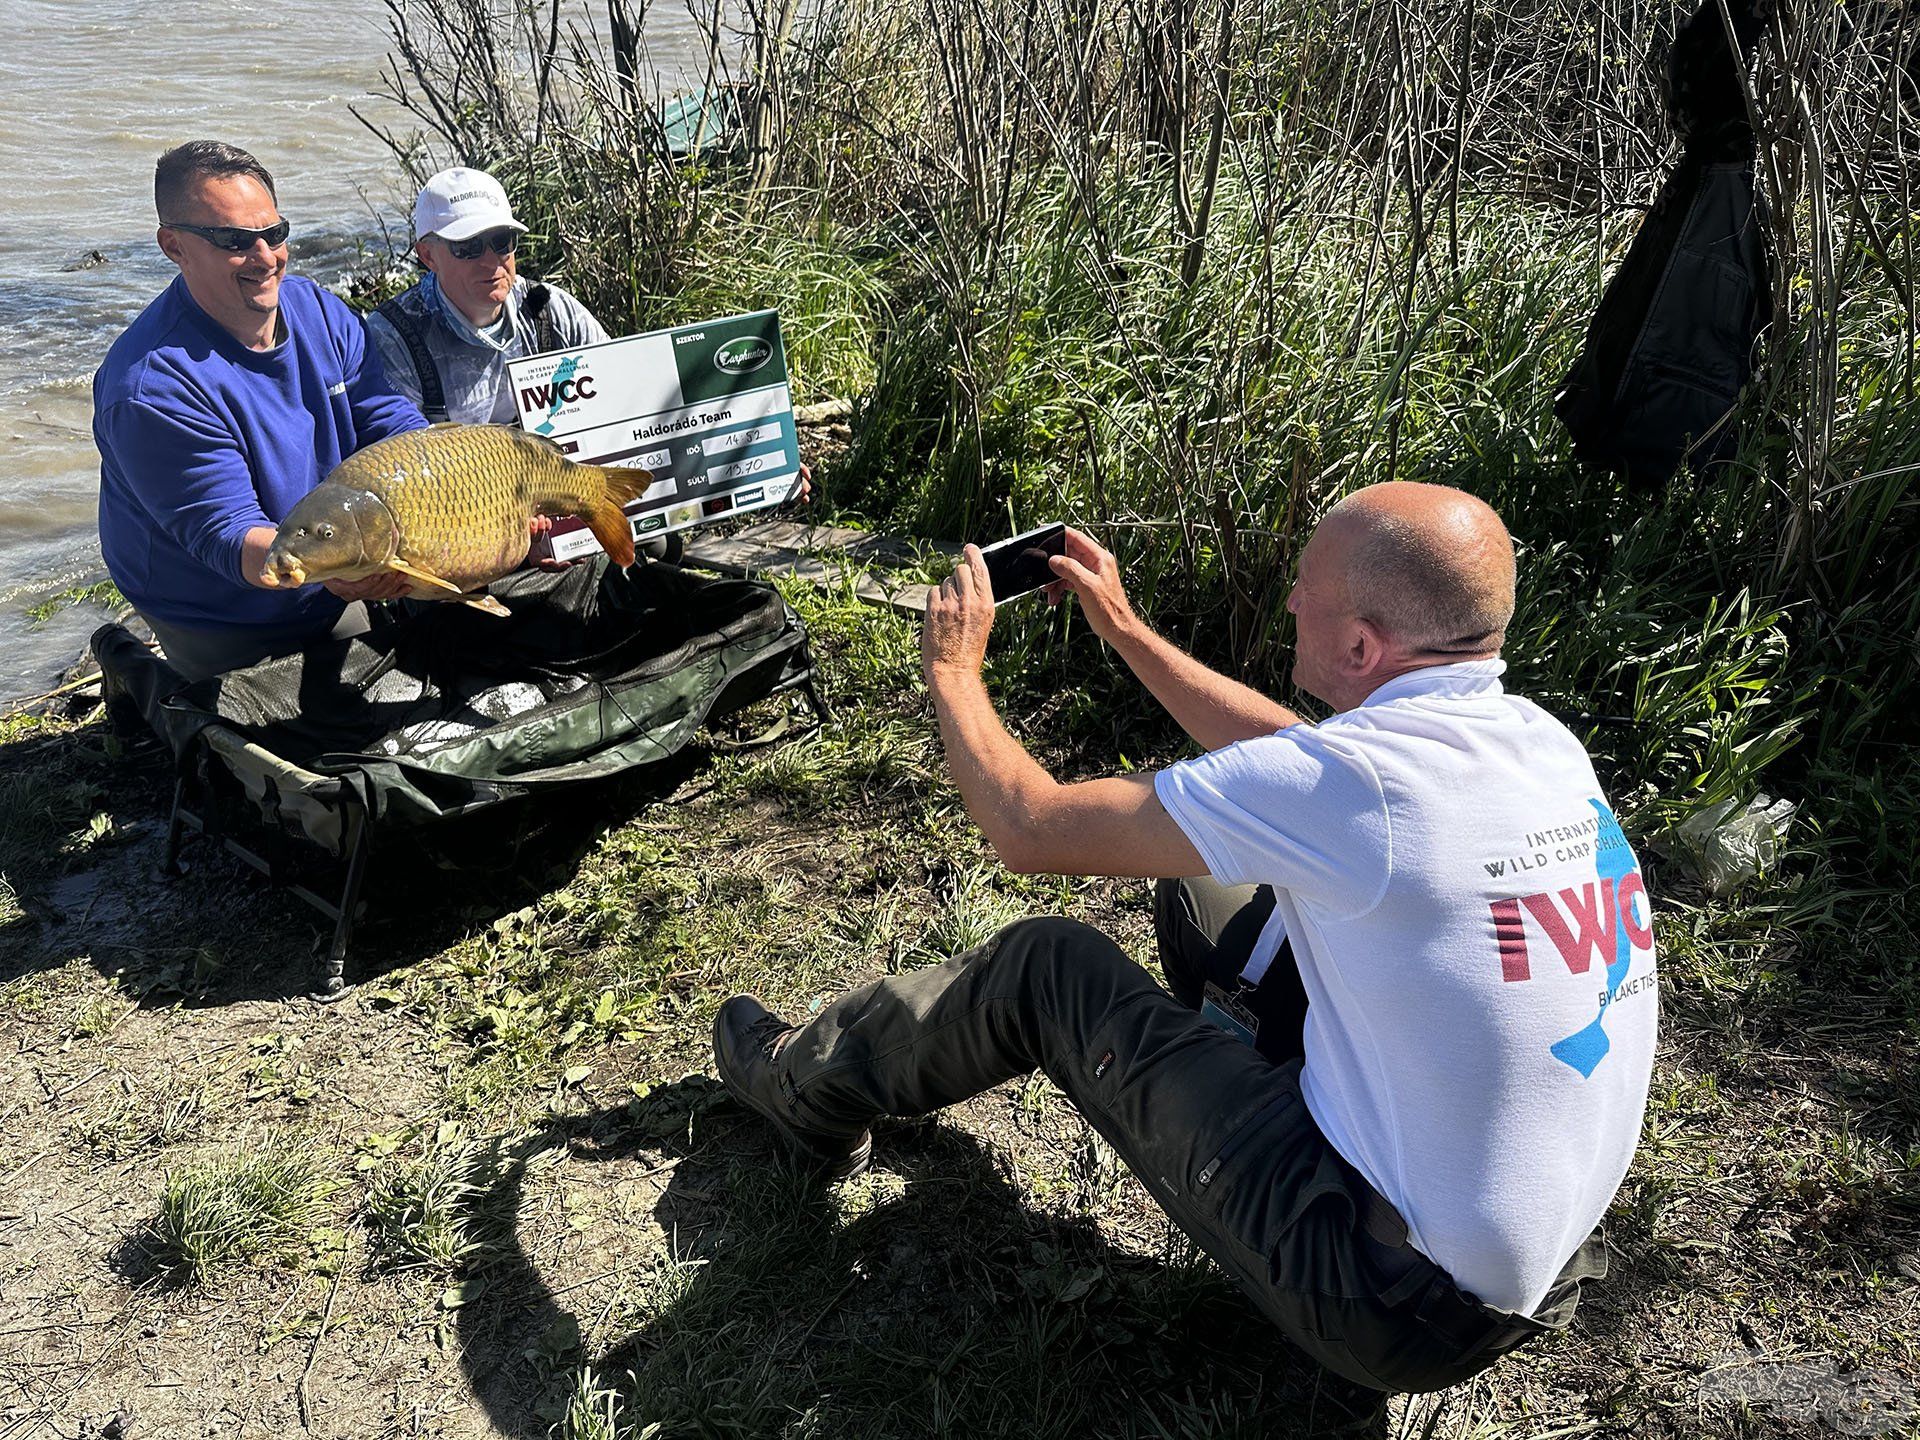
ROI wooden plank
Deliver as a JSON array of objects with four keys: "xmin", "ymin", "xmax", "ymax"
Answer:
[
  {"xmin": 686, "ymin": 521, "xmax": 959, "ymax": 565},
  {"xmin": 679, "ymin": 522, "xmax": 957, "ymax": 615}
]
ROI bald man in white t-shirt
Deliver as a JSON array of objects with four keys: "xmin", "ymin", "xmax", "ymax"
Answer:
[{"xmin": 712, "ymin": 482, "xmax": 1658, "ymax": 1394}]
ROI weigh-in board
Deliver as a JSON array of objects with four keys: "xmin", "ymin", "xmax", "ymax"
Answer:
[{"xmin": 509, "ymin": 309, "xmax": 801, "ymax": 561}]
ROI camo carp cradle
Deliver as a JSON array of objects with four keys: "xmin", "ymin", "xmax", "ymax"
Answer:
[{"xmin": 94, "ymin": 560, "xmax": 826, "ymax": 996}]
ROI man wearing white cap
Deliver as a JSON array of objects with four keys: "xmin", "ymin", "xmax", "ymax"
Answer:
[
  {"xmin": 366, "ymin": 166, "xmax": 608, "ymax": 426},
  {"xmin": 371, "ymin": 165, "xmax": 808, "ymax": 554}
]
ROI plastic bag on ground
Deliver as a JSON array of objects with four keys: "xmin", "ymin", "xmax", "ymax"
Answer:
[{"xmin": 1671, "ymin": 794, "xmax": 1797, "ymax": 895}]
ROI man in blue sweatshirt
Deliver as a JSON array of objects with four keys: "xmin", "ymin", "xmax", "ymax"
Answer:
[{"xmin": 94, "ymin": 141, "xmax": 427, "ymax": 679}]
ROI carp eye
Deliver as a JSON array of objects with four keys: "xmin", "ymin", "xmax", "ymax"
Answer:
[{"xmin": 319, "ymin": 524, "xmax": 336, "ymax": 540}]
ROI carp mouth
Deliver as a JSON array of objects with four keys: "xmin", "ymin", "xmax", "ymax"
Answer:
[{"xmin": 258, "ymin": 554, "xmax": 308, "ymax": 588}]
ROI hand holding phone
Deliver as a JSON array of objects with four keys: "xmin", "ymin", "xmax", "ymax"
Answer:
[
  {"xmin": 976, "ymin": 523, "xmax": 1067, "ymax": 604},
  {"xmin": 1039, "ymin": 526, "xmax": 1138, "ymax": 644}
]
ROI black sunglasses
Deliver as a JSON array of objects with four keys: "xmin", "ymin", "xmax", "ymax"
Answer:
[
  {"xmin": 444, "ymin": 228, "xmax": 520, "ymax": 261},
  {"xmin": 162, "ymin": 218, "xmax": 292, "ymax": 251}
]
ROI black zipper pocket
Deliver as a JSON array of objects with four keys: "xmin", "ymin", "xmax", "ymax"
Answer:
[{"xmin": 1196, "ymin": 1091, "xmax": 1297, "ymax": 1190}]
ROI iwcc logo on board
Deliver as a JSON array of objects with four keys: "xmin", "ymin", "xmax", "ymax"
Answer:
[
  {"xmin": 519, "ymin": 353, "xmax": 597, "ymax": 435},
  {"xmin": 713, "ymin": 337, "xmax": 773, "ymax": 375}
]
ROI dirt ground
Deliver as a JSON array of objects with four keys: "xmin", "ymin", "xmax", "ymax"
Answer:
[{"xmin": 3, "ymin": 583, "xmax": 1918, "ymax": 1440}]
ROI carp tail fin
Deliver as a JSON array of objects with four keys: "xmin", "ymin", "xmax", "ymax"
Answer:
[{"xmin": 582, "ymin": 465, "xmax": 651, "ymax": 568}]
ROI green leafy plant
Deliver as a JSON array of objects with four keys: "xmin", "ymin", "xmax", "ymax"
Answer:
[{"xmin": 153, "ymin": 1138, "xmax": 342, "ymax": 1281}]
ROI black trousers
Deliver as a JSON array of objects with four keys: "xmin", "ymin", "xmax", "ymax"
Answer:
[
  {"xmin": 767, "ymin": 879, "xmax": 1606, "ymax": 1392},
  {"xmin": 140, "ymin": 600, "xmax": 376, "ymax": 683}
]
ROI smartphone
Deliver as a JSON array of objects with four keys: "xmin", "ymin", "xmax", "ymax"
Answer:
[{"xmin": 977, "ymin": 523, "xmax": 1067, "ymax": 603}]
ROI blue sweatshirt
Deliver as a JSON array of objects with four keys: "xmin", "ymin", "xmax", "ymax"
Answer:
[{"xmin": 94, "ymin": 274, "xmax": 426, "ymax": 632}]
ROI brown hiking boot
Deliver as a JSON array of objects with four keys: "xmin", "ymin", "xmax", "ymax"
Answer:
[{"xmin": 712, "ymin": 995, "xmax": 872, "ymax": 1180}]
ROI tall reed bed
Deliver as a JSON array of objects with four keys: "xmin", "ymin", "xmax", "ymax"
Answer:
[{"xmin": 363, "ymin": 0, "xmax": 1918, "ymax": 988}]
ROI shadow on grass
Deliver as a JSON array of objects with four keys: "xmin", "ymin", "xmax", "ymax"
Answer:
[
  {"xmin": 102, "ymin": 1227, "xmax": 185, "ymax": 1294},
  {"xmin": 447, "ymin": 1085, "xmax": 1391, "ymax": 1440},
  {"xmin": 0, "ymin": 715, "xmax": 697, "ymax": 1005}
]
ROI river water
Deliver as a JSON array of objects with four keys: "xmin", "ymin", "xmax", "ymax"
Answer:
[{"xmin": 0, "ymin": 0, "xmax": 710, "ymax": 704}]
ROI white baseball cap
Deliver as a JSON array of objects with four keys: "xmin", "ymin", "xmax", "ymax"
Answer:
[{"xmin": 412, "ymin": 167, "xmax": 528, "ymax": 243}]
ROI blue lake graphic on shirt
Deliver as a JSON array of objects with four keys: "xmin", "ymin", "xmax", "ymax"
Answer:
[{"xmin": 1548, "ymin": 799, "xmax": 1640, "ymax": 1077}]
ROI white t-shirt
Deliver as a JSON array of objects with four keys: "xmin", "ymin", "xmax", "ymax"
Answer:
[{"xmin": 1154, "ymin": 660, "xmax": 1658, "ymax": 1316}]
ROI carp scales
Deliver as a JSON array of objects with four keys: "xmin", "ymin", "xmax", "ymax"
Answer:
[{"xmin": 258, "ymin": 424, "xmax": 649, "ymax": 616}]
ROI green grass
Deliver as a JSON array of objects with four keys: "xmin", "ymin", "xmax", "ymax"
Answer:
[
  {"xmin": 25, "ymin": 579, "xmax": 125, "ymax": 626},
  {"xmin": 0, "ymin": 768, "xmax": 102, "ymax": 878},
  {"xmin": 153, "ymin": 1138, "xmax": 343, "ymax": 1282},
  {"xmin": 554, "ymin": 1367, "xmax": 654, "ymax": 1440},
  {"xmin": 0, "ymin": 725, "xmax": 118, "ymax": 960},
  {"xmin": 914, "ymin": 860, "xmax": 1033, "ymax": 962},
  {"xmin": 363, "ymin": 1124, "xmax": 505, "ymax": 1273}
]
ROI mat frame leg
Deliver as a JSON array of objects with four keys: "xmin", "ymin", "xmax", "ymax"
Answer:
[
  {"xmin": 314, "ymin": 801, "xmax": 370, "ymax": 1002},
  {"xmin": 801, "ymin": 675, "xmax": 834, "ymax": 727},
  {"xmin": 163, "ymin": 772, "xmax": 191, "ymax": 877}
]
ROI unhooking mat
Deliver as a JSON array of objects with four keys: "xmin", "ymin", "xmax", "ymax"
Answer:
[{"xmin": 92, "ymin": 559, "xmax": 820, "ymax": 988}]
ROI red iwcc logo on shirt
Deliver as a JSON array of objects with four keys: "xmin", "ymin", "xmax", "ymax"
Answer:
[{"xmin": 1490, "ymin": 874, "xmax": 1653, "ymax": 983}]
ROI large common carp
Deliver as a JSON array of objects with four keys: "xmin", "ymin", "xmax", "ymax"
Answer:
[{"xmin": 258, "ymin": 424, "xmax": 648, "ymax": 616}]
